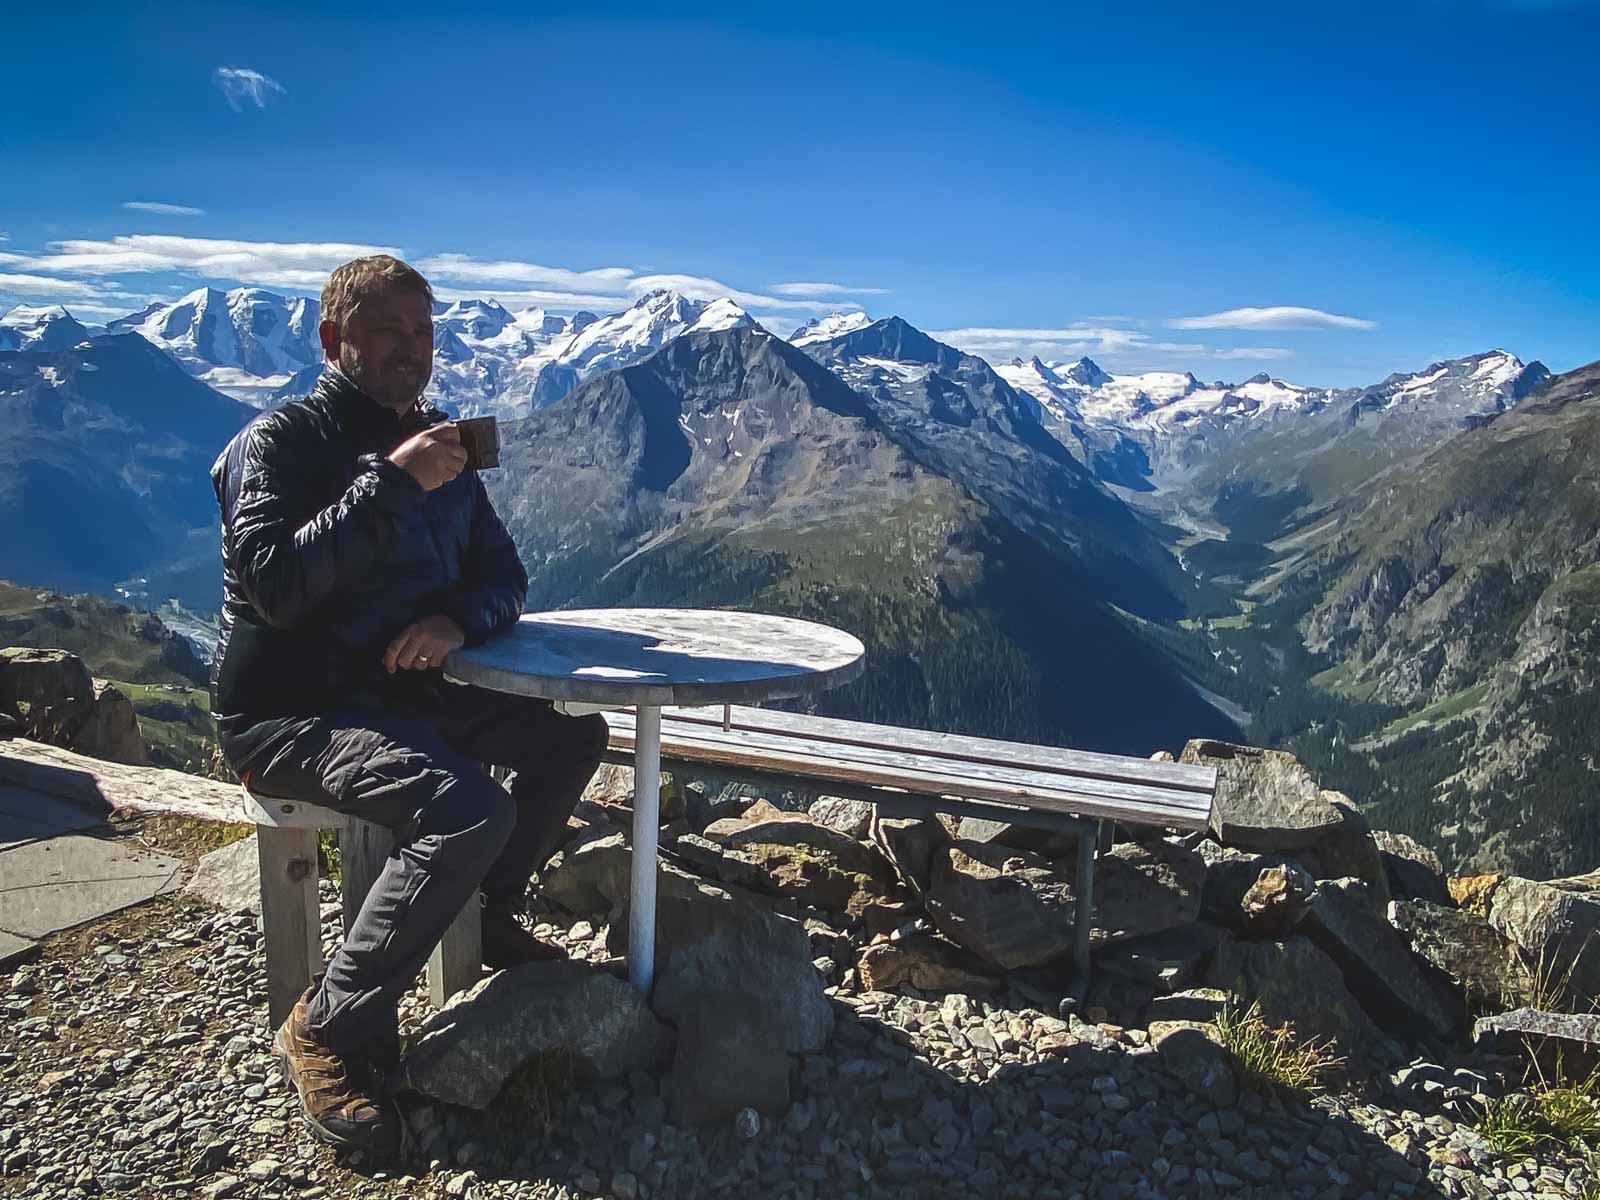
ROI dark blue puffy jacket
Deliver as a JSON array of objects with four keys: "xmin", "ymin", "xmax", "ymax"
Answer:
[{"xmin": 209, "ymin": 369, "xmax": 526, "ymax": 745}]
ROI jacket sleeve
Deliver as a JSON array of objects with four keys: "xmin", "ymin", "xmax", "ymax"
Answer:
[
  {"xmin": 224, "ymin": 421, "xmax": 425, "ymax": 630},
  {"xmin": 442, "ymin": 473, "xmax": 528, "ymax": 645}
]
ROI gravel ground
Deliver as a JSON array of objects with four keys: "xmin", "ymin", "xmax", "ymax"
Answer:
[{"xmin": 0, "ymin": 888, "xmax": 1590, "ymax": 1200}]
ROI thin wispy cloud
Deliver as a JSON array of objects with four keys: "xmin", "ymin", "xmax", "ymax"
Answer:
[
  {"xmin": 430, "ymin": 286, "xmax": 637, "ymax": 311},
  {"xmin": 0, "ymin": 236, "xmax": 865, "ymax": 317},
  {"xmin": 770, "ymin": 281, "xmax": 890, "ymax": 298},
  {"xmin": 0, "ymin": 234, "xmax": 399, "ymax": 289},
  {"xmin": 416, "ymin": 254, "xmax": 634, "ymax": 293},
  {"xmin": 0, "ymin": 273, "xmax": 114, "ymax": 299},
  {"xmin": 123, "ymin": 202, "xmax": 206, "ymax": 217},
  {"xmin": 1169, "ymin": 306, "xmax": 1376, "ymax": 331},
  {"xmin": 933, "ymin": 323, "xmax": 1293, "ymax": 369},
  {"xmin": 213, "ymin": 67, "xmax": 286, "ymax": 112},
  {"xmin": 421, "ymin": 254, "xmax": 851, "ymax": 313}
]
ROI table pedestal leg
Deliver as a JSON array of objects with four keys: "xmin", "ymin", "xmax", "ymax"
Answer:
[{"xmin": 628, "ymin": 705, "xmax": 662, "ymax": 991}]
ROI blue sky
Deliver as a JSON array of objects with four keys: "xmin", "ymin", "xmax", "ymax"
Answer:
[{"xmin": 3, "ymin": 0, "xmax": 1597, "ymax": 386}]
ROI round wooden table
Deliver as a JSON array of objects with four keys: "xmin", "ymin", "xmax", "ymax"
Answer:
[{"xmin": 443, "ymin": 608, "xmax": 865, "ymax": 989}]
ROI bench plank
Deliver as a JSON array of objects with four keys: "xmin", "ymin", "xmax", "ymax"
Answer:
[
  {"xmin": 605, "ymin": 713, "xmax": 1212, "ymax": 829},
  {"xmin": 660, "ymin": 705, "xmax": 1215, "ymax": 794}
]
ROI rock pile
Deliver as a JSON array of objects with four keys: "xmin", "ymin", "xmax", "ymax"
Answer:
[{"xmin": 3, "ymin": 732, "xmax": 1596, "ymax": 1199}]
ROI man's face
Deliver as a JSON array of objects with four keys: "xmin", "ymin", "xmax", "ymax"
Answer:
[{"xmin": 322, "ymin": 287, "xmax": 434, "ymax": 411}]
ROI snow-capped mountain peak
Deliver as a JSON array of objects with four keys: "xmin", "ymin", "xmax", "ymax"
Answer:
[
  {"xmin": 114, "ymin": 285, "xmax": 323, "ymax": 407},
  {"xmin": 0, "ymin": 304, "xmax": 94, "ymax": 353},
  {"xmin": 789, "ymin": 310, "xmax": 873, "ymax": 347}
]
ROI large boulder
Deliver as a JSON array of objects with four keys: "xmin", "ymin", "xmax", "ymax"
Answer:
[
  {"xmin": 727, "ymin": 839, "xmax": 902, "ymax": 917},
  {"xmin": 542, "ymin": 833, "xmax": 632, "ymax": 915},
  {"xmin": 669, "ymin": 991, "xmax": 791, "ymax": 1125},
  {"xmin": 0, "ymin": 647, "xmax": 95, "ymax": 744},
  {"xmin": 403, "ymin": 961, "xmax": 674, "ymax": 1109},
  {"xmin": 1150, "ymin": 1020, "xmax": 1238, "ymax": 1108},
  {"xmin": 1180, "ymin": 740, "xmax": 1346, "ymax": 852},
  {"xmin": 855, "ymin": 934, "xmax": 1001, "ymax": 994},
  {"xmin": 1389, "ymin": 899, "xmax": 1532, "ymax": 1012},
  {"xmin": 1302, "ymin": 881, "xmax": 1460, "ymax": 1040},
  {"xmin": 75, "ymin": 681, "xmax": 147, "ymax": 765},
  {"xmin": 807, "ymin": 797, "xmax": 874, "ymax": 840},
  {"xmin": 1097, "ymin": 840, "xmax": 1206, "ymax": 942},
  {"xmin": 1207, "ymin": 934, "xmax": 1384, "ymax": 1055},
  {"xmin": 1473, "ymin": 1008, "xmax": 1600, "ymax": 1057},
  {"xmin": 607, "ymin": 877, "xmax": 834, "ymax": 1054},
  {"xmin": 924, "ymin": 837, "xmax": 1202, "ymax": 972},
  {"xmin": 183, "ymin": 835, "xmax": 260, "ymax": 913},
  {"xmin": 1373, "ymin": 831, "xmax": 1451, "ymax": 906},
  {"xmin": 1487, "ymin": 872, "xmax": 1600, "ymax": 1010}
]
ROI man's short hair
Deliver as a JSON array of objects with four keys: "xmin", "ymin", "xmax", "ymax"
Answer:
[{"xmin": 320, "ymin": 255, "xmax": 434, "ymax": 331}]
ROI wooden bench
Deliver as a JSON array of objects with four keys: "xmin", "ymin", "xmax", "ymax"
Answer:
[
  {"xmin": 600, "ymin": 704, "xmax": 1218, "ymax": 987},
  {"xmin": 243, "ymin": 790, "xmax": 483, "ymax": 1029}
]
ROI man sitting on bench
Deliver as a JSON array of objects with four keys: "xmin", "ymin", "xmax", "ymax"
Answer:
[{"xmin": 210, "ymin": 254, "xmax": 608, "ymax": 1154}]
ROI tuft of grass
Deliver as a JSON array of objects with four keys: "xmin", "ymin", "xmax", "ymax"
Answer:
[
  {"xmin": 1481, "ymin": 1094, "xmax": 1556, "ymax": 1158},
  {"xmin": 1480, "ymin": 1068, "xmax": 1600, "ymax": 1161},
  {"xmin": 317, "ymin": 829, "xmax": 342, "ymax": 884},
  {"xmin": 1214, "ymin": 999, "xmax": 1343, "ymax": 1096}
]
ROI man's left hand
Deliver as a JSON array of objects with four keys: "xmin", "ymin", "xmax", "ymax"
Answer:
[{"xmin": 383, "ymin": 614, "xmax": 465, "ymax": 673}]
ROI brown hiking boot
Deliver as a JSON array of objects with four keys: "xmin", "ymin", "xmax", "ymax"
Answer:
[
  {"xmin": 272, "ymin": 987, "xmax": 399, "ymax": 1153},
  {"xmin": 481, "ymin": 903, "xmax": 567, "ymax": 970}
]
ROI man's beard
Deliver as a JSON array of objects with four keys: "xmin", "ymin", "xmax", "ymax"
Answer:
[{"xmin": 341, "ymin": 347, "xmax": 431, "ymax": 411}]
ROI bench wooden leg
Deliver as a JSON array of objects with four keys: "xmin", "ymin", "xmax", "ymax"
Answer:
[
  {"xmin": 428, "ymin": 898, "xmax": 483, "ymax": 1007},
  {"xmin": 258, "ymin": 825, "xmax": 321, "ymax": 1031}
]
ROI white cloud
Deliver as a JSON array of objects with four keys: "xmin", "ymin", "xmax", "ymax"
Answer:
[
  {"xmin": 213, "ymin": 67, "xmax": 286, "ymax": 111},
  {"xmin": 430, "ymin": 285, "xmax": 634, "ymax": 311},
  {"xmin": 418, "ymin": 255, "xmax": 853, "ymax": 313},
  {"xmin": 770, "ymin": 281, "xmax": 890, "ymax": 298},
  {"xmin": 1213, "ymin": 346, "xmax": 1296, "ymax": 360},
  {"xmin": 416, "ymin": 254, "xmax": 634, "ymax": 292},
  {"xmin": 1169, "ymin": 305, "xmax": 1376, "ymax": 331},
  {"xmin": 0, "ymin": 232, "xmax": 9, "ymax": 242},
  {"xmin": 933, "ymin": 322, "xmax": 1293, "ymax": 369},
  {"xmin": 0, "ymin": 273, "xmax": 113, "ymax": 299},
  {"xmin": 123, "ymin": 202, "xmax": 206, "ymax": 216},
  {"xmin": 0, "ymin": 234, "xmax": 399, "ymax": 289}
]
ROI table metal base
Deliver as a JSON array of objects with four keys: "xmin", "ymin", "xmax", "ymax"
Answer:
[{"xmin": 628, "ymin": 705, "xmax": 662, "ymax": 990}]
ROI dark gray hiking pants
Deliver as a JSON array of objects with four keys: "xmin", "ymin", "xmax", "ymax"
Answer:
[{"xmin": 232, "ymin": 684, "xmax": 609, "ymax": 1057}]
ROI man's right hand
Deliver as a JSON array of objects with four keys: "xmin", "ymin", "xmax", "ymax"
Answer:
[{"xmin": 388, "ymin": 423, "xmax": 467, "ymax": 491}]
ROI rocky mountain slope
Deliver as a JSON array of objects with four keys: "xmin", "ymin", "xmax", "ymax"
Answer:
[
  {"xmin": 1190, "ymin": 361, "xmax": 1600, "ymax": 876},
  {"xmin": 0, "ymin": 333, "xmax": 254, "ymax": 607},
  {"xmin": 486, "ymin": 325, "xmax": 1238, "ymax": 753}
]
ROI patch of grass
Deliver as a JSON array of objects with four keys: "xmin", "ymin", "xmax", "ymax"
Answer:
[
  {"xmin": 127, "ymin": 813, "xmax": 252, "ymax": 859},
  {"xmin": 1214, "ymin": 1000, "xmax": 1343, "ymax": 1096},
  {"xmin": 317, "ymin": 829, "xmax": 342, "ymax": 884},
  {"xmin": 1377, "ymin": 682, "xmax": 1490, "ymax": 740},
  {"xmin": 1481, "ymin": 1068, "xmax": 1600, "ymax": 1161}
]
